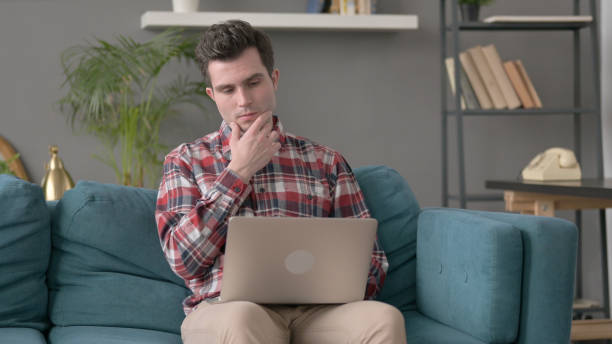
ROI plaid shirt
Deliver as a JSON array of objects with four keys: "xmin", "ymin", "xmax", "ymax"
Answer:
[{"xmin": 155, "ymin": 117, "xmax": 388, "ymax": 314}]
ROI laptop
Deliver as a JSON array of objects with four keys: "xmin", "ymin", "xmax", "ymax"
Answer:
[{"xmin": 220, "ymin": 216, "xmax": 378, "ymax": 304}]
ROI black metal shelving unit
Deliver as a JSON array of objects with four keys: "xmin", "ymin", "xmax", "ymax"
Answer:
[{"xmin": 440, "ymin": 0, "xmax": 603, "ymax": 209}]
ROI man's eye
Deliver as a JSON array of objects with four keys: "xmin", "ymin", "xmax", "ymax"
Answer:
[
  {"xmin": 248, "ymin": 80, "xmax": 260, "ymax": 87},
  {"xmin": 221, "ymin": 88, "xmax": 233, "ymax": 94}
]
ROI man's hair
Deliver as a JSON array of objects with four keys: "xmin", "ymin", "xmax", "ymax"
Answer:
[{"xmin": 195, "ymin": 20, "xmax": 275, "ymax": 85}]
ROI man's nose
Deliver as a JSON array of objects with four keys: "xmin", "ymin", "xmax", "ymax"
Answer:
[{"xmin": 236, "ymin": 88, "xmax": 252, "ymax": 107}]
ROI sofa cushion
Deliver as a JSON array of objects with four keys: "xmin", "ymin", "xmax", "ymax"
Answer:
[
  {"xmin": 403, "ymin": 311, "xmax": 486, "ymax": 344},
  {"xmin": 0, "ymin": 175, "xmax": 50, "ymax": 331},
  {"xmin": 48, "ymin": 326, "xmax": 182, "ymax": 344},
  {"xmin": 353, "ymin": 166, "xmax": 420, "ymax": 311},
  {"xmin": 417, "ymin": 208, "xmax": 523, "ymax": 343},
  {"xmin": 48, "ymin": 181, "xmax": 190, "ymax": 334},
  {"xmin": 0, "ymin": 327, "xmax": 47, "ymax": 344}
]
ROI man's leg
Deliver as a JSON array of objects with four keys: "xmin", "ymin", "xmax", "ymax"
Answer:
[
  {"xmin": 291, "ymin": 301, "xmax": 406, "ymax": 344},
  {"xmin": 181, "ymin": 301, "xmax": 290, "ymax": 344}
]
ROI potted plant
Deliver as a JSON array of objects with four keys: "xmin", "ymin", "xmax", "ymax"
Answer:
[
  {"xmin": 59, "ymin": 29, "xmax": 209, "ymax": 187},
  {"xmin": 458, "ymin": 0, "xmax": 494, "ymax": 22},
  {"xmin": 0, "ymin": 153, "xmax": 20, "ymax": 176}
]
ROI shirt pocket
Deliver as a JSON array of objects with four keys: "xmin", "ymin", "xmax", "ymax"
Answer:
[{"xmin": 284, "ymin": 177, "xmax": 330, "ymax": 217}]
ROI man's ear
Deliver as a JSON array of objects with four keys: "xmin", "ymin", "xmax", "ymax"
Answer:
[
  {"xmin": 205, "ymin": 87, "xmax": 215, "ymax": 101},
  {"xmin": 271, "ymin": 69, "xmax": 280, "ymax": 91}
]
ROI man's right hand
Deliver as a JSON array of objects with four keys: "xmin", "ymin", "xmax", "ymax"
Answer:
[{"xmin": 227, "ymin": 112, "xmax": 281, "ymax": 183}]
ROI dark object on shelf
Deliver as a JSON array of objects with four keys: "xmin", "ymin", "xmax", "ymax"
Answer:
[
  {"xmin": 460, "ymin": 4, "xmax": 480, "ymax": 21},
  {"xmin": 307, "ymin": 0, "xmax": 331, "ymax": 13}
]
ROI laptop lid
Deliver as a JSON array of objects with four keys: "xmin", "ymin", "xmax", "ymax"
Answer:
[{"xmin": 220, "ymin": 216, "xmax": 378, "ymax": 304}]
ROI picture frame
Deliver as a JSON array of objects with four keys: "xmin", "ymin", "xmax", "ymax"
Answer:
[{"xmin": 0, "ymin": 135, "xmax": 29, "ymax": 181}]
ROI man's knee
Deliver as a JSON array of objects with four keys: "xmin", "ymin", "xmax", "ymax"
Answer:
[
  {"xmin": 222, "ymin": 301, "xmax": 268, "ymax": 327},
  {"xmin": 182, "ymin": 301, "xmax": 288, "ymax": 344},
  {"xmin": 358, "ymin": 301, "xmax": 406, "ymax": 343},
  {"xmin": 365, "ymin": 302, "xmax": 404, "ymax": 326}
]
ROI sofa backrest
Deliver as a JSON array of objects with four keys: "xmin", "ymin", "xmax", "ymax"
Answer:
[
  {"xmin": 353, "ymin": 166, "xmax": 420, "ymax": 311},
  {"xmin": 48, "ymin": 181, "xmax": 190, "ymax": 334},
  {"xmin": 0, "ymin": 175, "xmax": 50, "ymax": 331},
  {"xmin": 47, "ymin": 165, "xmax": 419, "ymax": 334}
]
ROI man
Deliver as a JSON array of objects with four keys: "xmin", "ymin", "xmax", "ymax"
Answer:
[{"xmin": 155, "ymin": 20, "xmax": 407, "ymax": 344}]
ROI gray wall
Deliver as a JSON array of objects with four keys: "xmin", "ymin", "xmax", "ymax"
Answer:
[{"xmin": 1, "ymin": 0, "xmax": 605, "ymax": 313}]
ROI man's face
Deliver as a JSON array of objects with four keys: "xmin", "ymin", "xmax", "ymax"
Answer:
[{"xmin": 205, "ymin": 47, "xmax": 279, "ymax": 133}]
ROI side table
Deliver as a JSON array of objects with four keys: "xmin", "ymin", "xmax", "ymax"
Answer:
[{"xmin": 486, "ymin": 178, "xmax": 612, "ymax": 341}]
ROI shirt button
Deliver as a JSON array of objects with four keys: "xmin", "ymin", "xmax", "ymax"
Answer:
[
  {"xmin": 259, "ymin": 187, "xmax": 265, "ymax": 193},
  {"xmin": 307, "ymin": 195, "xmax": 313, "ymax": 200},
  {"xmin": 233, "ymin": 186, "xmax": 241, "ymax": 193}
]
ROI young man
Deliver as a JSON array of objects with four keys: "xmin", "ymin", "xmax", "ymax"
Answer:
[{"xmin": 155, "ymin": 20, "xmax": 407, "ymax": 344}]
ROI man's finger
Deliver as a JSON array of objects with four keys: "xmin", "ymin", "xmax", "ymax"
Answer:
[
  {"xmin": 229, "ymin": 122, "xmax": 240, "ymax": 145},
  {"xmin": 268, "ymin": 130, "xmax": 280, "ymax": 142},
  {"xmin": 243, "ymin": 113, "xmax": 265, "ymax": 137},
  {"xmin": 260, "ymin": 119, "xmax": 274, "ymax": 135}
]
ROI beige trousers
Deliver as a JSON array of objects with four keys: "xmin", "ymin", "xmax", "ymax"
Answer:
[{"xmin": 181, "ymin": 300, "xmax": 407, "ymax": 344}]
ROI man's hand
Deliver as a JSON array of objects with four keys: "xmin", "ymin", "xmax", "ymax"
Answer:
[{"xmin": 227, "ymin": 112, "xmax": 281, "ymax": 183}]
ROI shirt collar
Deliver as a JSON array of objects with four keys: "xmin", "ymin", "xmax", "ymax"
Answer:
[{"xmin": 219, "ymin": 115, "xmax": 286, "ymax": 159}]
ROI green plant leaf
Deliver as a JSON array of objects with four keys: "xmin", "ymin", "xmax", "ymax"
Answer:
[{"xmin": 58, "ymin": 28, "xmax": 211, "ymax": 186}]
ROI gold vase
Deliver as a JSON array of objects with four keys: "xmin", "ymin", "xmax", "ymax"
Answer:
[{"xmin": 41, "ymin": 145, "xmax": 74, "ymax": 201}]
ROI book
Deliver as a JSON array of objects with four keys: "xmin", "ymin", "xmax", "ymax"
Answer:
[
  {"xmin": 357, "ymin": 0, "xmax": 371, "ymax": 14},
  {"xmin": 307, "ymin": 0, "xmax": 326, "ymax": 13},
  {"xmin": 459, "ymin": 51, "xmax": 493, "ymax": 110},
  {"xmin": 483, "ymin": 15, "xmax": 592, "ymax": 23},
  {"xmin": 340, "ymin": 0, "xmax": 356, "ymax": 15},
  {"xmin": 514, "ymin": 60, "xmax": 543, "ymax": 108},
  {"xmin": 468, "ymin": 45, "xmax": 507, "ymax": 109},
  {"xmin": 481, "ymin": 44, "xmax": 521, "ymax": 109},
  {"xmin": 329, "ymin": 0, "xmax": 340, "ymax": 14},
  {"xmin": 445, "ymin": 57, "xmax": 479, "ymax": 110},
  {"xmin": 503, "ymin": 61, "xmax": 535, "ymax": 109}
]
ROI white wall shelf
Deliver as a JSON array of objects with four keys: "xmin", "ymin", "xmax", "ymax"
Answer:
[{"xmin": 141, "ymin": 11, "xmax": 418, "ymax": 31}]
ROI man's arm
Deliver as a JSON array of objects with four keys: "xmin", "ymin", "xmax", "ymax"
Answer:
[
  {"xmin": 330, "ymin": 153, "xmax": 389, "ymax": 299},
  {"xmin": 155, "ymin": 151, "xmax": 251, "ymax": 281},
  {"xmin": 156, "ymin": 114, "xmax": 280, "ymax": 281}
]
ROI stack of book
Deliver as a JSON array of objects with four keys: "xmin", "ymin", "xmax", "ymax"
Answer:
[
  {"xmin": 307, "ymin": 0, "xmax": 377, "ymax": 15},
  {"xmin": 445, "ymin": 44, "xmax": 542, "ymax": 110}
]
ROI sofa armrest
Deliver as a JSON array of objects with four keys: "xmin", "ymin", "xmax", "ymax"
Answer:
[
  {"xmin": 417, "ymin": 208, "xmax": 577, "ymax": 344},
  {"xmin": 460, "ymin": 209, "xmax": 577, "ymax": 344},
  {"xmin": 417, "ymin": 208, "xmax": 523, "ymax": 343}
]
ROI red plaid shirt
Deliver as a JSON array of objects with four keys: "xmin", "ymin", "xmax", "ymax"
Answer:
[{"xmin": 155, "ymin": 117, "xmax": 388, "ymax": 314}]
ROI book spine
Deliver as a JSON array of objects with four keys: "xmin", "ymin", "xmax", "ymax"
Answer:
[
  {"xmin": 330, "ymin": 0, "xmax": 340, "ymax": 14},
  {"xmin": 514, "ymin": 60, "xmax": 543, "ymax": 108},
  {"xmin": 340, "ymin": 0, "xmax": 356, "ymax": 15},
  {"xmin": 468, "ymin": 45, "xmax": 507, "ymax": 109},
  {"xmin": 459, "ymin": 51, "xmax": 493, "ymax": 110},
  {"xmin": 307, "ymin": 0, "xmax": 324, "ymax": 13},
  {"xmin": 459, "ymin": 64, "xmax": 480, "ymax": 109},
  {"xmin": 445, "ymin": 57, "xmax": 467, "ymax": 110},
  {"xmin": 482, "ymin": 44, "xmax": 521, "ymax": 109},
  {"xmin": 503, "ymin": 61, "xmax": 534, "ymax": 109}
]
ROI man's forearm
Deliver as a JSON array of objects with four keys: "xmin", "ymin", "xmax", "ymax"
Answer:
[{"xmin": 156, "ymin": 166, "xmax": 251, "ymax": 280}]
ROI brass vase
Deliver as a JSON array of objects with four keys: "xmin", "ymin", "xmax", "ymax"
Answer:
[{"xmin": 41, "ymin": 145, "xmax": 74, "ymax": 201}]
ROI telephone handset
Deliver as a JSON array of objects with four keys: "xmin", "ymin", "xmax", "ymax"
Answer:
[{"xmin": 521, "ymin": 147, "xmax": 582, "ymax": 181}]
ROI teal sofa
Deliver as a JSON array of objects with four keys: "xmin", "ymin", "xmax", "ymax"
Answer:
[{"xmin": 0, "ymin": 165, "xmax": 577, "ymax": 343}]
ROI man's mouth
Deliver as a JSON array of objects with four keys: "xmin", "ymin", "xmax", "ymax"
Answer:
[{"xmin": 238, "ymin": 112, "xmax": 258, "ymax": 121}]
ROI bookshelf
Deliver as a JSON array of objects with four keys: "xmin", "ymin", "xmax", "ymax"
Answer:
[
  {"xmin": 440, "ymin": 0, "xmax": 602, "ymax": 209},
  {"xmin": 141, "ymin": 11, "xmax": 418, "ymax": 31},
  {"xmin": 440, "ymin": 0, "xmax": 604, "ymax": 339}
]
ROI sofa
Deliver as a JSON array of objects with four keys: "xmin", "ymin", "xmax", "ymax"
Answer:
[{"xmin": 0, "ymin": 165, "xmax": 577, "ymax": 343}]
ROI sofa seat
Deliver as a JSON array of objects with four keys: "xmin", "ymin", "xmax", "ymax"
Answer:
[
  {"xmin": 0, "ymin": 328, "xmax": 47, "ymax": 344},
  {"xmin": 403, "ymin": 311, "xmax": 485, "ymax": 344},
  {"xmin": 48, "ymin": 326, "xmax": 181, "ymax": 344}
]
